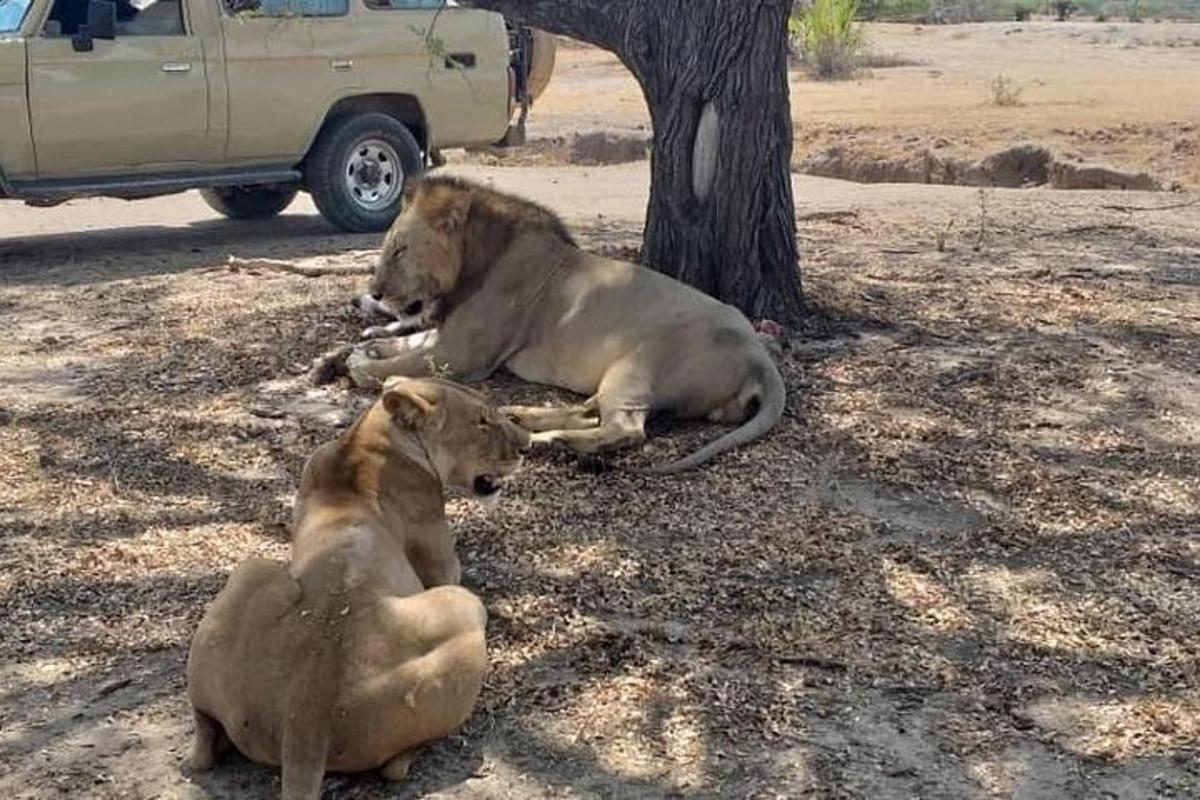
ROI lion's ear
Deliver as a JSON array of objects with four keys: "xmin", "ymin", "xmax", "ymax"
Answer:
[
  {"xmin": 382, "ymin": 382, "xmax": 442, "ymax": 429},
  {"xmin": 434, "ymin": 193, "xmax": 470, "ymax": 237}
]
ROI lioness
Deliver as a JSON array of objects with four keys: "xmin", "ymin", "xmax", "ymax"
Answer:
[
  {"xmin": 186, "ymin": 377, "xmax": 529, "ymax": 800},
  {"xmin": 346, "ymin": 176, "xmax": 786, "ymax": 474}
]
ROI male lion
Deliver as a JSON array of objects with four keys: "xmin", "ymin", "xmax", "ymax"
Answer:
[
  {"xmin": 346, "ymin": 176, "xmax": 786, "ymax": 474},
  {"xmin": 186, "ymin": 377, "xmax": 529, "ymax": 800}
]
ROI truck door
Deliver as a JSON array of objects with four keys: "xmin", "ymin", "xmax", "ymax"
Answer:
[
  {"xmin": 218, "ymin": 0, "xmax": 352, "ymax": 162},
  {"xmin": 26, "ymin": 0, "xmax": 210, "ymax": 178}
]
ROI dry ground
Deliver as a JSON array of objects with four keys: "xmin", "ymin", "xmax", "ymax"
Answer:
[
  {"xmin": 505, "ymin": 22, "xmax": 1200, "ymax": 188},
  {"xmin": 1, "ymin": 166, "xmax": 1198, "ymax": 798}
]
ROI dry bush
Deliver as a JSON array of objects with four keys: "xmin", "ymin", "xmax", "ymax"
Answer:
[{"xmin": 988, "ymin": 74, "xmax": 1025, "ymax": 106}]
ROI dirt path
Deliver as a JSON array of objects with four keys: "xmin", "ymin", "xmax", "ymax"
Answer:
[{"xmin": 2, "ymin": 168, "xmax": 1198, "ymax": 798}]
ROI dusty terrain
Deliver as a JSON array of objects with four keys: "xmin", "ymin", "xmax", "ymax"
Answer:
[
  {"xmin": 2, "ymin": 19, "xmax": 1200, "ymax": 800},
  {"xmin": 494, "ymin": 22, "xmax": 1200, "ymax": 189},
  {"xmin": 2, "ymin": 167, "xmax": 1199, "ymax": 798}
]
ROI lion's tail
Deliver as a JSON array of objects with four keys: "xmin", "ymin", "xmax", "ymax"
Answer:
[
  {"xmin": 649, "ymin": 357, "xmax": 786, "ymax": 475},
  {"xmin": 280, "ymin": 655, "xmax": 336, "ymax": 800}
]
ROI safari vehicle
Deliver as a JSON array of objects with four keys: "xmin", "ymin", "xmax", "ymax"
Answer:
[{"xmin": 0, "ymin": 0, "xmax": 552, "ymax": 231}]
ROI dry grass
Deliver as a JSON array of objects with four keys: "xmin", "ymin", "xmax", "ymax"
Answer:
[
  {"xmin": 1, "ymin": 184, "xmax": 1199, "ymax": 797},
  {"xmin": 856, "ymin": 50, "xmax": 923, "ymax": 68}
]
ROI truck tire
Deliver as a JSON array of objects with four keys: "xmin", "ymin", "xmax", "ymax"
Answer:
[
  {"xmin": 306, "ymin": 113, "xmax": 423, "ymax": 233},
  {"xmin": 200, "ymin": 184, "xmax": 298, "ymax": 220}
]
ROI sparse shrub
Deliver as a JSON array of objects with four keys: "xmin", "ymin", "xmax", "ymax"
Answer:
[
  {"xmin": 1128, "ymin": 0, "xmax": 1143, "ymax": 21},
  {"xmin": 1014, "ymin": 3, "xmax": 1032, "ymax": 20},
  {"xmin": 1053, "ymin": 0, "xmax": 1077, "ymax": 20},
  {"xmin": 799, "ymin": 0, "xmax": 865, "ymax": 80},
  {"xmin": 858, "ymin": 0, "xmax": 883, "ymax": 20},
  {"xmin": 988, "ymin": 74, "xmax": 1024, "ymax": 106}
]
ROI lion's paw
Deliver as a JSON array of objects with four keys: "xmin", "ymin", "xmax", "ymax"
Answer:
[
  {"xmin": 345, "ymin": 347, "xmax": 384, "ymax": 390},
  {"xmin": 309, "ymin": 344, "xmax": 353, "ymax": 386}
]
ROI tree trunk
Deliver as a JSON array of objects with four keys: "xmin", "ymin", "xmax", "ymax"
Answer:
[{"xmin": 457, "ymin": 0, "xmax": 803, "ymax": 326}]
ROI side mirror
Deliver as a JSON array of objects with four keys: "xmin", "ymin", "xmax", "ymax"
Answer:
[
  {"xmin": 71, "ymin": 24, "xmax": 94, "ymax": 52},
  {"xmin": 71, "ymin": 0, "xmax": 116, "ymax": 52}
]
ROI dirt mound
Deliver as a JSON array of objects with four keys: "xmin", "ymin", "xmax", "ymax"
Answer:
[
  {"xmin": 1049, "ymin": 159, "xmax": 1163, "ymax": 191},
  {"xmin": 456, "ymin": 131, "xmax": 650, "ymax": 168},
  {"xmin": 799, "ymin": 142, "xmax": 1165, "ymax": 191},
  {"xmin": 568, "ymin": 131, "xmax": 650, "ymax": 165}
]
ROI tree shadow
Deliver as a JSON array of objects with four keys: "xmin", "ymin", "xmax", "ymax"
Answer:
[{"xmin": 4, "ymin": 209, "xmax": 1200, "ymax": 797}]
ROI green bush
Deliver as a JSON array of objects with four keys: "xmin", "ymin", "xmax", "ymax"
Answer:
[{"xmin": 799, "ymin": 0, "xmax": 864, "ymax": 80}]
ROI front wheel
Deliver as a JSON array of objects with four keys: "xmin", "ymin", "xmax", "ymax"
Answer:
[
  {"xmin": 306, "ymin": 113, "xmax": 424, "ymax": 233},
  {"xmin": 200, "ymin": 184, "xmax": 298, "ymax": 220}
]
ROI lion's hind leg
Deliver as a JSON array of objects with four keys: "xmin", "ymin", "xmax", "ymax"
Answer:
[
  {"xmin": 503, "ymin": 396, "xmax": 599, "ymax": 433},
  {"xmin": 188, "ymin": 709, "xmax": 226, "ymax": 771},
  {"xmin": 355, "ymin": 587, "xmax": 487, "ymax": 781},
  {"xmin": 530, "ymin": 407, "xmax": 647, "ymax": 454}
]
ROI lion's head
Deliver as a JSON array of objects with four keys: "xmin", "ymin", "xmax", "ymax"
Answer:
[
  {"xmin": 354, "ymin": 181, "xmax": 470, "ymax": 331},
  {"xmin": 381, "ymin": 376, "xmax": 529, "ymax": 501},
  {"xmin": 352, "ymin": 176, "xmax": 576, "ymax": 331}
]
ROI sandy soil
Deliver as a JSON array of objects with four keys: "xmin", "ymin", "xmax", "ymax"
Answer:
[
  {"xmin": 2, "ymin": 20, "xmax": 1200, "ymax": 798},
  {"xmin": 509, "ymin": 22, "xmax": 1200, "ymax": 188},
  {"xmin": 2, "ymin": 162, "xmax": 1199, "ymax": 798}
]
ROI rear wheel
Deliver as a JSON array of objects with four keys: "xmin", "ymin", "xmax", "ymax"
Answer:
[
  {"xmin": 200, "ymin": 184, "xmax": 298, "ymax": 220},
  {"xmin": 306, "ymin": 113, "xmax": 423, "ymax": 233}
]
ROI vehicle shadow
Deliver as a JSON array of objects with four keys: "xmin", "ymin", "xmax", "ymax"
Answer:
[{"xmin": 0, "ymin": 212, "xmax": 376, "ymax": 286}]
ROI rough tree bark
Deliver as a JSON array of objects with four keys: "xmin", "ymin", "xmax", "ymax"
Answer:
[{"xmin": 457, "ymin": 0, "xmax": 803, "ymax": 325}]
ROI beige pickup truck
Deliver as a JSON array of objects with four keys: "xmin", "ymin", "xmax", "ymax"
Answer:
[{"xmin": 0, "ymin": 0, "xmax": 552, "ymax": 231}]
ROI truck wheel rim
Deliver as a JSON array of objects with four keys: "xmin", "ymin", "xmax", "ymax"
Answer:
[{"xmin": 345, "ymin": 138, "xmax": 403, "ymax": 211}]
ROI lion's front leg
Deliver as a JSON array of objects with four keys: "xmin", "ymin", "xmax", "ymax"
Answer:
[
  {"xmin": 362, "ymin": 330, "xmax": 440, "ymax": 359},
  {"xmin": 346, "ymin": 330, "xmax": 443, "ymax": 388},
  {"xmin": 346, "ymin": 328, "xmax": 499, "ymax": 388}
]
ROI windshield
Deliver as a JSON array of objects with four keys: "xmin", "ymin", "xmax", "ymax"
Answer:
[{"xmin": 0, "ymin": 0, "xmax": 34, "ymax": 34}]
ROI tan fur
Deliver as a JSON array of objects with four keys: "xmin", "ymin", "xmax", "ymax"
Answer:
[
  {"xmin": 347, "ymin": 176, "xmax": 785, "ymax": 473},
  {"xmin": 185, "ymin": 378, "xmax": 529, "ymax": 800}
]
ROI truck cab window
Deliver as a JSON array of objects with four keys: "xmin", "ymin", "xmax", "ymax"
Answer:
[
  {"xmin": 1, "ymin": 0, "xmax": 35, "ymax": 33},
  {"xmin": 226, "ymin": 0, "xmax": 348, "ymax": 16},
  {"xmin": 44, "ymin": 0, "xmax": 183, "ymax": 36},
  {"xmin": 118, "ymin": 0, "xmax": 184, "ymax": 35},
  {"xmin": 364, "ymin": 0, "xmax": 455, "ymax": 9}
]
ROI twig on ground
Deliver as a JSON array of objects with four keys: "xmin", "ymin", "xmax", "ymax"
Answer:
[
  {"xmin": 1100, "ymin": 198, "xmax": 1200, "ymax": 213},
  {"xmin": 773, "ymin": 653, "xmax": 848, "ymax": 670},
  {"xmin": 1032, "ymin": 223, "xmax": 1138, "ymax": 238},
  {"xmin": 93, "ymin": 678, "xmax": 133, "ymax": 700},
  {"xmin": 799, "ymin": 210, "xmax": 861, "ymax": 224},
  {"xmin": 974, "ymin": 188, "xmax": 989, "ymax": 252},
  {"xmin": 225, "ymin": 256, "xmax": 372, "ymax": 277}
]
